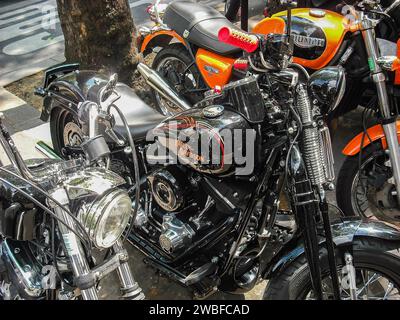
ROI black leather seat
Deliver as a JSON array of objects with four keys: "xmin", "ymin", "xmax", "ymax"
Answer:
[
  {"xmin": 111, "ymin": 84, "xmax": 166, "ymax": 141},
  {"xmin": 163, "ymin": 1, "xmax": 241, "ymax": 56}
]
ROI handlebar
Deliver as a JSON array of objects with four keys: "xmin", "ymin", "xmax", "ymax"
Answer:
[{"xmin": 218, "ymin": 27, "xmax": 259, "ymax": 53}]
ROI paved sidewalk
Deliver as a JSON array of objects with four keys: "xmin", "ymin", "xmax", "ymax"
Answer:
[{"xmin": 0, "ymin": 87, "xmax": 50, "ymax": 165}]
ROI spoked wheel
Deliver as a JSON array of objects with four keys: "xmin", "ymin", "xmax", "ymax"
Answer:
[
  {"xmin": 151, "ymin": 44, "xmax": 205, "ymax": 116},
  {"xmin": 336, "ymin": 142, "xmax": 400, "ymax": 223},
  {"xmin": 306, "ymin": 268, "xmax": 400, "ymax": 300},
  {"xmin": 264, "ymin": 238, "xmax": 400, "ymax": 300}
]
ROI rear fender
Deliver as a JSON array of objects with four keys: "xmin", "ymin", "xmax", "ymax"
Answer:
[
  {"xmin": 140, "ymin": 30, "xmax": 186, "ymax": 55},
  {"xmin": 342, "ymin": 121, "xmax": 400, "ymax": 156},
  {"xmin": 265, "ymin": 218, "xmax": 400, "ymax": 278}
]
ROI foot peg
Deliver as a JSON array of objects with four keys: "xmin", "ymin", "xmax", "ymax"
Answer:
[{"xmin": 184, "ymin": 262, "xmax": 217, "ymax": 286}]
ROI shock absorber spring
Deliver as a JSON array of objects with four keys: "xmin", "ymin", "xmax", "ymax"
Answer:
[{"xmin": 296, "ymin": 85, "xmax": 326, "ymax": 186}]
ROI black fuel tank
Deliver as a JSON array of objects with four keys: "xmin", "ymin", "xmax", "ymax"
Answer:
[{"xmin": 149, "ymin": 106, "xmax": 256, "ymax": 177}]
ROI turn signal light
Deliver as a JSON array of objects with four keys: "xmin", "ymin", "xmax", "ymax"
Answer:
[{"xmin": 396, "ymin": 39, "xmax": 400, "ymax": 85}]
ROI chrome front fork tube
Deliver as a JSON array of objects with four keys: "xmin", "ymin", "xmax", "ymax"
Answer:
[
  {"xmin": 49, "ymin": 189, "xmax": 99, "ymax": 300},
  {"xmin": 361, "ymin": 19, "xmax": 400, "ymax": 204},
  {"xmin": 113, "ymin": 241, "xmax": 145, "ymax": 300}
]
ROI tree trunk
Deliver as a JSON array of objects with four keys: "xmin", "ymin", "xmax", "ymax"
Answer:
[{"xmin": 56, "ymin": 0, "xmax": 139, "ymax": 83}]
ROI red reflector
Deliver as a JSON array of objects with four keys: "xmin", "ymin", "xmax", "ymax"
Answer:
[
  {"xmin": 396, "ymin": 39, "xmax": 400, "ymax": 85},
  {"xmin": 233, "ymin": 59, "xmax": 248, "ymax": 70}
]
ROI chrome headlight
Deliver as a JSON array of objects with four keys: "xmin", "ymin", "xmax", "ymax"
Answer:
[
  {"xmin": 308, "ymin": 66, "xmax": 346, "ymax": 115},
  {"xmin": 78, "ymin": 189, "xmax": 132, "ymax": 249}
]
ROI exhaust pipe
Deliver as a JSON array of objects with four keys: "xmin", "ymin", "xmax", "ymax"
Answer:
[{"xmin": 137, "ymin": 63, "xmax": 191, "ymax": 112}]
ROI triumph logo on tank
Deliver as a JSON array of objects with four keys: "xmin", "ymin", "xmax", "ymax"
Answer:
[{"xmin": 293, "ymin": 34, "xmax": 325, "ymax": 48}]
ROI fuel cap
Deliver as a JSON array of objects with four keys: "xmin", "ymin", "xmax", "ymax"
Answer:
[
  {"xmin": 203, "ymin": 105, "xmax": 224, "ymax": 118},
  {"xmin": 309, "ymin": 9, "xmax": 326, "ymax": 18}
]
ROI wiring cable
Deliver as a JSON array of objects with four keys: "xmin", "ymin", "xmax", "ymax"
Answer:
[{"xmin": 107, "ymin": 104, "xmax": 141, "ymax": 243}]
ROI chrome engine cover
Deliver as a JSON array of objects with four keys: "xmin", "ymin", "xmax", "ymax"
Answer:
[
  {"xmin": 147, "ymin": 169, "xmax": 186, "ymax": 212},
  {"xmin": 159, "ymin": 215, "xmax": 195, "ymax": 253}
]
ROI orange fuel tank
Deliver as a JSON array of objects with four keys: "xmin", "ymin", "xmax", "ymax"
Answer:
[{"xmin": 253, "ymin": 8, "xmax": 350, "ymax": 70}]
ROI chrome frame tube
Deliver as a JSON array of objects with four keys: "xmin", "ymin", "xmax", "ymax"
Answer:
[
  {"xmin": 113, "ymin": 240, "xmax": 144, "ymax": 300},
  {"xmin": 360, "ymin": 16, "xmax": 400, "ymax": 204},
  {"xmin": 0, "ymin": 128, "xmax": 19, "ymax": 170}
]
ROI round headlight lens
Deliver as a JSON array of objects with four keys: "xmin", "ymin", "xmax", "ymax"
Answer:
[{"xmin": 79, "ymin": 189, "xmax": 132, "ymax": 249}]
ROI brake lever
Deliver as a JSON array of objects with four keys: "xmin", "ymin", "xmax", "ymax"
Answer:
[
  {"xmin": 97, "ymin": 113, "xmax": 125, "ymax": 146},
  {"xmin": 105, "ymin": 127, "xmax": 125, "ymax": 146}
]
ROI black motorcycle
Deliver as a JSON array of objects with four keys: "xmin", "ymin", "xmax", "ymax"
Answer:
[
  {"xmin": 34, "ymin": 6, "xmax": 400, "ymax": 299},
  {"xmin": 0, "ymin": 83, "xmax": 144, "ymax": 300}
]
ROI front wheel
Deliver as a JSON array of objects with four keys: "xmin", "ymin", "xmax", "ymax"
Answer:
[
  {"xmin": 264, "ymin": 238, "xmax": 400, "ymax": 300},
  {"xmin": 336, "ymin": 142, "xmax": 400, "ymax": 223}
]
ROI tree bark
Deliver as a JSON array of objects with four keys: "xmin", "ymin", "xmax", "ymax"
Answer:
[{"xmin": 56, "ymin": 0, "xmax": 139, "ymax": 83}]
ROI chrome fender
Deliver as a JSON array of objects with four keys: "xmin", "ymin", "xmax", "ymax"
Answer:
[{"xmin": 267, "ymin": 218, "xmax": 400, "ymax": 278}]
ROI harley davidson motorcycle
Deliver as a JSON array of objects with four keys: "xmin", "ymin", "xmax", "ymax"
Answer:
[
  {"xmin": 139, "ymin": 0, "xmax": 400, "ymax": 117},
  {"xmin": 34, "ymin": 4, "xmax": 400, "ymax": 299},
  {"xmin": 0, "ymin": 89, "xmax": 144, "ymax": 300}
]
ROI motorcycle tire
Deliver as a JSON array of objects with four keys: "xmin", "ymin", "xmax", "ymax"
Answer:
[
  {"xmin": 151, "ymin": 43, "xmax": 205, "ymax": 116},
  {"xmin": 336, "ymin": 142, "xmax": 398, "ymax": 219},
  {"xmin": 263, "ymin": 237, "xmax": 400, "ymax": 300},
  {"xmin": 49, "ymin": 91, "xmax": 83, "ymax": 157}
]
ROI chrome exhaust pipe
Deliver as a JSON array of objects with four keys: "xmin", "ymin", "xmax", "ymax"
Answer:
[{"xmin": 137, "ymin": 63, "xmax": 191, "ymax": 112}]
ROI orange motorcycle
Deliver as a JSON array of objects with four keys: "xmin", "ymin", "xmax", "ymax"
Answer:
[{"xmin": 139, "ymin": 0, "xmax": 399, "ymax": 116}]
